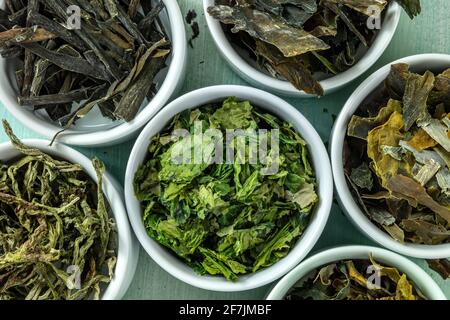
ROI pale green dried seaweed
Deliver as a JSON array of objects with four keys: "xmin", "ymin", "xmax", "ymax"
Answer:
[{"xmin": 0, "ymin": 120, "xmax": 116, "ymax": 300}]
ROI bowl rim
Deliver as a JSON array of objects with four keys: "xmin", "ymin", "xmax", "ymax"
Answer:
[
  {"xmin": 0, "ymin": 139, "xmax": 139, "ymax": 299},
  {"xmin": 124, "ymin": 85, "xmax": 333, "ymax": 292},
  {"xmin": 202, "ymin": 0, "xmax": 401, "ymax": 97},
  {"xmin": 0, "ymin": 0, "xmax": 187, "ymax": 147},
  {"xmin": 266, "ymin": 245, "xmax": 447, "ymax": 300},
  {"xmin": 330, "ymin": 53, "xmax": 450, "ymax": 259}
]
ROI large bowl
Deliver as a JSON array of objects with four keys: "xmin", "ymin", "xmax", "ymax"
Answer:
[
  {"xmin": 0, "ymin": 139, "xmax": 139, "ymax": 299},
  {"xmin": 124, "ymin": 85, "xmax": 333, "ymax": 292},
  {"xmin": 267, "ymin": 246, "xmax": 447, "ymax": 300},
  {"xmin": 331, "ymin": 54, "xmax": 450, "ymax": 259},
  {"xmin": 0, "ymin": 0, "xmax": 187, "ymax": 147},
  {"xmin": 203, "ymin": 0, "xmax": 401, "ymax": 97}
]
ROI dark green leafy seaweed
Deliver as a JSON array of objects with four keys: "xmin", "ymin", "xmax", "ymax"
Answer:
[
  {"xmin": 345, "ymin": 63, "xmax": 450, "ymax": 245},
  {"xmin": 133, "ymin": 98, "xmax": 318, "ymax": 281},
  {"xmin": 0, "ymin": 120, "xmax": 116, "ymax": 300},
  {"xmin": 208, "ymin": 0, "xmax": 420, "ymax": 95},
  {"xmin": 285, "ymin": 257, "xmax": 424, "ymax": 300}
]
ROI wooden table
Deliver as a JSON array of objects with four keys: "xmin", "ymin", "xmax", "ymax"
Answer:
[{"xmin": 0, "ymin": 0, "xmax": 448, "ymax": 299}]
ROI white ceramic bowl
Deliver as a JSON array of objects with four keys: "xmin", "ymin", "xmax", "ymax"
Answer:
[
  {"xmin": 203, "ymin": 0, "xmax": 401, "ymax": 97},
  {"xmin": 0, "ymin": 0, "xmax": 187, "ymax": 147},
  {"xmin": 331, "ymin": 54, "xmax": 450, "ymax": 259},
  {"xmin": 267, "ymin": 246, "xmax": 447, "ymax": 300},
  {"xmin": 125, "ymin": 85, "xmax": 333, "ymax": 292},
  {"xmin": 0, "ymin": 139, "xmax": 139, "ymax": 299}
]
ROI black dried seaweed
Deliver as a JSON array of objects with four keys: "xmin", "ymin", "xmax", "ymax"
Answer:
[{"xmin": 0, "ymin": 0, "xmax": 171, "ymax": 139}]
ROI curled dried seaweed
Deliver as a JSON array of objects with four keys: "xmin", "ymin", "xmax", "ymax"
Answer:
[
  {"xmin": 0, "ymin": 120, "xmax": 116, "ymax": 300},
  {"xmin": 208, "ymin": 0, "xmax": 420, "ymax": 95},
  {"xmin": 345, "ymin": 63, "xmax": 450, "ymax": 245},
  {"xmin": 285, "ymin": 256, "xmax": 424, "ymax": 300}
]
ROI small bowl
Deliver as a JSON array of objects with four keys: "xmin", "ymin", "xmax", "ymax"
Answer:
[
  {"xmin": 0, "ymin": 0, "xmax": 187, "ymax": 147},
  {"xmin": 331, "ymin": 54, "xmax": 450, "ymax": 259},
  {"xmin": 203, "ymin": 0, "xmax": 401, "ymax": 97},
  {"xmin": 267, "ymin": 245, "xmax": 447, "ymax": 300},
  {"xmin": 0, "ymin": 139, "xmax": 139, "ymax": 299},
  {"xmin": 125, "ymin": 85, "xmax": 333, "ymax": 292}
]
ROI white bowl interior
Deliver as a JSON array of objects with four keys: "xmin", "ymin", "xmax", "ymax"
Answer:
[
  {"xmin": 203, "ymin": 0, "xmax": 401, "ymax": 97},
  {"xmin": 0, "ymin": 0, "xmax": 187, "ymax": 147},
  {"xmin": 331, "ymin": 54, "xmax": 450, "ymax": 259},
  {"xmin": 125, "ymin": 85, "xmax": 334, "ymax": 292},
  {"xmin": 0, "ymin": 140, "xmax": 139, "ymax": 299},
  {"xmin": 266, "ymin": 245, "xmax": 447, "ymax": 300}
]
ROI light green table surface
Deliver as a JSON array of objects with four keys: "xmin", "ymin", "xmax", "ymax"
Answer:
[{"xmin": 0, "ymin": 0, "xmax": 449, "ymax": 300}]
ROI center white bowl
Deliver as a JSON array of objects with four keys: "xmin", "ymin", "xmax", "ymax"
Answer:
[
  {"xmin": 0, "ymin": 140, "xmax": 139, "ymax": 299},
  {"xmin": 125, "ymin": 85, "xmax": 333, "ymax": 292},
  {"xmin": 0, "ymin": 0, "xmax": 187, "ymax": 147},
  {"xmin": 203, "ymin": 0, "xmax": 401, "ymax": 97}
]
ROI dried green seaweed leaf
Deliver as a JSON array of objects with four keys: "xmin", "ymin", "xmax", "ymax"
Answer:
[
  {"xmin": 350, "ymin": 163, "xmax": 374, "ymax": 190},
  {"xmin": 134, "ymin": 98, "xmax": 317, "ymax": 281},
  {"xmin": 348, "ymin": 99, "xmax": 402, "ymax": 140},
  {"xmin": 402, "ymin": 71, "xmax": 435, "ymax": 131}
]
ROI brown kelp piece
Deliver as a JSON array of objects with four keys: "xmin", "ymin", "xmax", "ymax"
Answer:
[
  {"xmin": 427, "ymin": 259, "xmax": 450, "ymax": 280},
  {"xmin": 0, "ymin": 0, "xmax": 171, "ymax": 138},
  {"xmin": 387, "ymin": 175, "xmax": 450, "ymax": 224}
]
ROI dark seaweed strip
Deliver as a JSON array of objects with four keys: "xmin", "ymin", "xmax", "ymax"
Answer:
[
  {"xmin": 28, "ymin": 11, "xmax": 87, "ymax": 50},
  {"xmin": 114, "ymin": 56, "xmax": 165, "ymax": 121},
  {"xmin": 18, "ymin": 86, "xmax": 100, "ymax": 106},
  {"xmin": 138, "ymin": 1, "xmax": 164, "ymax": 31},
  {"xmin": 19, "ymin": 42, "xmax": 109, "ymax": 80},
  {"xmin": 104, "ymin": 0, "xmax": 147, "ymax": 45},
  {"xmin": 128, "ymin": 0, "xmax": 140, "ymax": 19},
  {"xmin": 38, "ymin": 0, "xmax": 123, "ymax": 80},
  {"xmin": 21, "ymin": 0, "xmax": 39, "ymax": 97}
]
